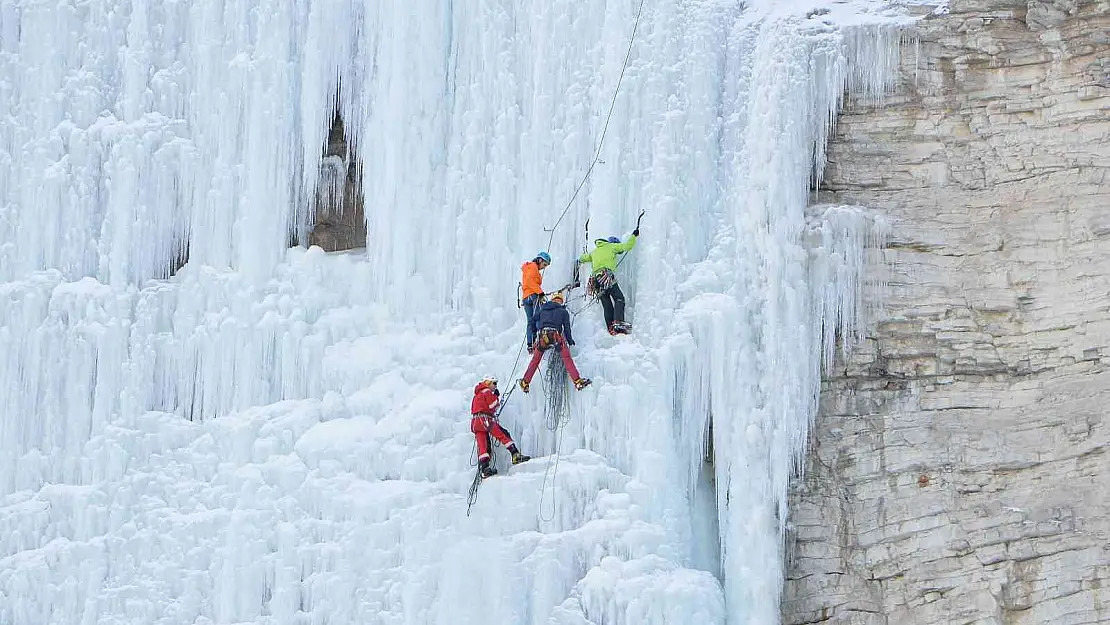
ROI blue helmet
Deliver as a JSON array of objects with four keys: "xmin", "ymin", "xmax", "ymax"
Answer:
[
  {"xmin": 535, "ymin": 251, "xmax": 551, "ymax": 264},
  {"xmin": 606, "ymin": 236, "xmax": 620, "ymax": 244}
]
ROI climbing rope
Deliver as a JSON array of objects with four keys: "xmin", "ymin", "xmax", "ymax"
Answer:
[
  {"xmin": 466, "ymin": 468, "xmax": 483, "ymax": 515},
  {"xmin": 541, "ymin": 354, "xmax": 572, "ymax": 431},
  {"xmin": 495, "ymin": 338, "xmax": 528, "ymax": 419},
  {"xmin": 534, "ymin": 346, "xmax": 576, "ymax": 522},
  {"xmin": 466, "ymin": 337, "xmax": 530, "ymax": 516},
  {"xmin": 544, "ymin": 0, "xmax": 647, "ymax": 251},
  {"xmin": 538, "ymin": 423, "xmax": 569, "ymax": 523},
  {"xmin": 472, "ymin": 0, "xmax": 647, "ymax": 517},
  {"xmin": 570, "ymin": 250, "xmax": 632, "ymax": 319}
]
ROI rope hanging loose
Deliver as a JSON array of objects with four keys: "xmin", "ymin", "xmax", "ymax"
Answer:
[
  {"xmin": 544, "ymin": 0, "xmax": 647, "ymax": 251},
  {"xmin": 474, "ymin": 0, "xmax": 647, "ymax": 518},
  {"xmin": 538, "ymin": 423, "xmax": 569, "ymax": 523},
  {"xmin": 466, "ymin": 468, "xmax": 483, "ymax": 516},
  {"xmin": 466, "ymin": 337, "xmax": 529, "ymax": 517},
  {"xmin": 490, "ymin": 0, "xmax": 649, "ymax": 433},
  {"xmin": 541, "ymin": 351, "xmax": 572, "ymax": 432},
  {"xmin": 534, "ymin": 340, "xmax": 577, "ymax": 522}
]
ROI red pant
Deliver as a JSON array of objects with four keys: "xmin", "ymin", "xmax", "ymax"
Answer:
[
  {"xmin": 471, "ymin": 414, "xmax": 514, "ymax": 460},
  {"xmin": 522, "ymin": 331, "xmax": 581, "ymax": 383}
]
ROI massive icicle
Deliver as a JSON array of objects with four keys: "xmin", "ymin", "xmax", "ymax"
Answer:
[{"xmin": 0, "ymin": 1, "xmax": 909, "ymax": 624}]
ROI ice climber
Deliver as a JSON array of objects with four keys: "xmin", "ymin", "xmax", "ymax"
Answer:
[
  {"xmin": 518, "ymin": 292, "xmax": 591, "ymax": 393},
  {"xmin": 579, "ymin": 229, "xmax": 638, "ymax": 334},
  {"xmin": 471, "ymin": 376, "xmax": 530, "ymax": 478},
  {"xmin": 521, "ymin": 251, "xmax": 551, "ymax": 352}
]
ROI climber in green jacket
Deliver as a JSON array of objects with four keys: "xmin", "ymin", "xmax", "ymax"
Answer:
[{"xmin": 578, "ymin": 228, "xmax": 638, "ymax": 335}]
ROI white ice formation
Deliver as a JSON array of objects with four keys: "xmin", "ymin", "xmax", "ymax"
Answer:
[{"xmin": 0, "ymin": 1, "xmax": 912, "ymax": 623}]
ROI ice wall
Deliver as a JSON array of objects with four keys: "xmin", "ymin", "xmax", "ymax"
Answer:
[{"xmin": 0, "ymin": 1, "xmax": 906, "ymax": 624}]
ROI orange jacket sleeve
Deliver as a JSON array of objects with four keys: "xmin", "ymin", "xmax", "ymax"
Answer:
[{"xmin": 521, "ymin": 261, "xmax": 544, "ymax": 299}]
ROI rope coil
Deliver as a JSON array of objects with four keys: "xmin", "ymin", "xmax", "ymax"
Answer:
[{"xmin": 470, "ymin": 0, "xmax": 647, "ymax": 517}]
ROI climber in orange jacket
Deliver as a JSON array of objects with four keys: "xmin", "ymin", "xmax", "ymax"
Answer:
[
  {"xmin": 471, "ymin": 376, "xmax": 530, "ymax": 478},
  {"xmin": 521, "ymin": 252, "xmax": 551, "ymax": 352}
]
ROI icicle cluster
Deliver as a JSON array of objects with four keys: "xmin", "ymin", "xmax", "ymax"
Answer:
[{"xmin": 0, "ymin": 2, "xmax": 908, "ymax": 624}]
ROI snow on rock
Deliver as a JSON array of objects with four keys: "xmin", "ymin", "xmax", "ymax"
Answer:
[{"xmin": 0, "ymin": 1, "xmax": 909, "ymax": 624}]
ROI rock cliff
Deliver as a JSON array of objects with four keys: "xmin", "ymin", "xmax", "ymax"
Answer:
[
  {"xmin": 306, "ymin": 111, "xmax": 366, "ymax": 252},
  {"xmin": 785, "ymin": 1, "xmax": 1110, "ymax": 623}
]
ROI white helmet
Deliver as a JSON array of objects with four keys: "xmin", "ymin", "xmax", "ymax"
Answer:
[{"xmin": 480, "ymin": 375, "xmax": 498, "ymax": 386}]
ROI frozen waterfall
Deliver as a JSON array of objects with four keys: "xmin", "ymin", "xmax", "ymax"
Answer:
[{"xmin": 0, "ymin": 1, "xmax": 911, "ymax": 624}]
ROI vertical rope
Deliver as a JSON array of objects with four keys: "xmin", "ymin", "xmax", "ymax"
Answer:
[
  {"xmin": 470, "ymin": 0, "xmax": 648, "ymax": 516},
  {"xmin": 543, "ymin": 0, "xmax": 648, "ymax": 248},
  {"xmin": 538, "ymin": 420, "xmax": 569, "ymax": 523}
]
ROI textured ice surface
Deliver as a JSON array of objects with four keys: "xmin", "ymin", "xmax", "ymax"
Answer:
[{"xmin": 0, "ymin": 1, "xmax": 910, "ymax": 623}]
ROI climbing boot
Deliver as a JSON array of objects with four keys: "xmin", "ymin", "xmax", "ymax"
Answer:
[
  {"xmin": 607, "ymin": 323, "xmax": 619, "ymax": 336},
  {"xmin": 574, "ymin": 378, "xmax": 592, "ymax": 391},
  {"xmin": 508, "ymin": 445, "xmax": 531, "ymax": 465},
  {"xmin": 518, "ymin": 378, "xmax": 530, "ymax": 393},
  {"xmin": 479, "ymin": 459, "xmax": 497, "ymax": 479}
]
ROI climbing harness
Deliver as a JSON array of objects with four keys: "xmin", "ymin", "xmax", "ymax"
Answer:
[
  {"xmin": 571, "ymin": 209, "xmax": 645, "ymax": 319},
  {"xmin": 534, "ymin": 328, "xmax": 563, "ymax": 352},
  {"xmin": 587, "ymin": 268, "xmax": 617, "ymax": 297},
  {"xmin": 466, "ymin": 339, "xmax": 528, "ymax": 517},
  {"xmin": 472, "ymin": 0, "xmax": 646, "ymax": 518}
]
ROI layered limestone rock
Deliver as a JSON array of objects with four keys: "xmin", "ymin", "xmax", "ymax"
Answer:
[{"xmin": 786, "ymin": 2, "xmax": 1110, "ymax": 624}]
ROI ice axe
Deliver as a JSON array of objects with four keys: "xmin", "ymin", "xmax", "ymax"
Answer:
[{"xmin": 572, "ymin": 217, "xmax": 589, "ymax": 288}]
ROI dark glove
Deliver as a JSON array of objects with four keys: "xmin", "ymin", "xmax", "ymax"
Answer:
[
  {"xmin": 632, "ymin": 228, "xmax": 639, "ymax": 236},
  {"xmin": 493, "ymin": 388, "xmax": 500, "ymax": 397},
  {"xmin": 568, "ymin": 340, "xmax": 576, "ymax": 346}
]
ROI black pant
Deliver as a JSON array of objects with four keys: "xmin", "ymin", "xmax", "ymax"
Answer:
[{"xmin": 599, "ymin": 282, "xmax": 626, "ymax": 327}]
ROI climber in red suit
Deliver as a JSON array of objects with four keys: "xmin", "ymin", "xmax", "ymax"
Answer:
[{"xmin": 471, "ymin": 376, "xmax": 529, "ymax": 478}]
